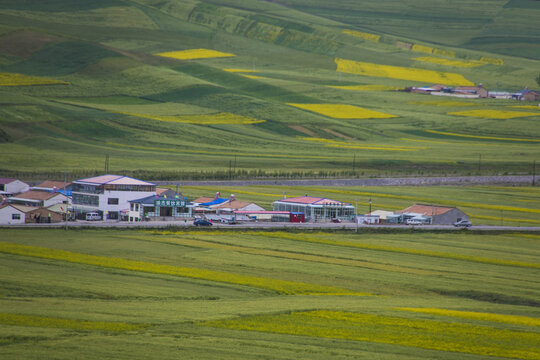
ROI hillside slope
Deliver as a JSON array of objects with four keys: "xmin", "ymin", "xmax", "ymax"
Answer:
[{"xmin": 0, "ymin": 0, "xmax": 538, "ymax": 179}]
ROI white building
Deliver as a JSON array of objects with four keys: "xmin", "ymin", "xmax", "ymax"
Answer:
[
  {"xmin": 272, "ymin": 196, "xmax": 355, "ymax": 221},
  {"xmin": 0, "ymin": 178, "xmax": 30, "ymax": 196},
  {"xmin": 0, "ymin": 204, "xmax": 26, "ymax": 225},
  {"xmin": 72, "ymin": 175, "xmax": 156, "ymax": 220}
]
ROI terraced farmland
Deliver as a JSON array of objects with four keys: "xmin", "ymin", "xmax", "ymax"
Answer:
[
  {"xmin": 0, "ymin": 228, "xmax": 538, "ymax": 359},
  {"xmin": 0, "ymin": 0, "xmax": 538, "ymax": 179}
]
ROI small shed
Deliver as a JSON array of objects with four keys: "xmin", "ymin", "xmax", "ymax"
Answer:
[
  {"xmin": 396, "ymin": 204, "xmax": 468, "ymax": 224},
  {"xmin": 0, "ymin": 178, "xmax": 30, "ymax": 196}
]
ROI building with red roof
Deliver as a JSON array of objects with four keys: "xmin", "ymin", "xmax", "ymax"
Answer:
[{"xmin": 272, "ymin": 196, "xmax": 355, "ymax": 221}]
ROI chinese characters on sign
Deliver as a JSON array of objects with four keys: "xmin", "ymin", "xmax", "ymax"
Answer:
[{"xmin": 155, "ymin": 199, "xmax": 186, "ymax": 207}]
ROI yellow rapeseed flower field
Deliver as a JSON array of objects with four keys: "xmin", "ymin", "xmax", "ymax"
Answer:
[
  {"xmin": 0, "ymin": 313, "xmax": 149, "ymax": 332},
  {"xmin": 480, "ymin": 57, "xmax": 504, "ymax": 65},
  {"xmin": 222, "ymin": 68, "xmax": 257, "ymax": 73},
  {"xmin": 120, "ymin": 111, "xmax": 265, "ymax": 125},
  {"xmin": 0, "ymin": 72, "xmax": 69, "ymax": 86},
  {"xmin": 328, "ymin": 84, "xmax": 398, "ymax": 91},
  {"xmin": 413, "ymin": 57, "xmax": 483, "ymax": 68},
  {"xmin": 202, "ymin": 310, "xmax": 540, "ymax": 359},
  {"xmin": 287, "ymin": 103, "xmax": 397, "ymax": 119},
  {"xmin": 154, "ymin": 49, "xmax": 235, "ymax": 60},
  {"xmin": 432, "ymin": 48, "xmax": 456, "ymax": 57},
  {"xmin": 425, "ymin": 129, "xmax": 540, "ymax": 142},
  {"xmin": 342, "ymin": 29, "xmax": 380, "ymax": 42},
  {"xmin": 0, "ymin": 242, "xmax": 364, "ymax": 296},
  {"xmin": 411, "ymin": 44, "xmax": 434, "ymax": 54},
  {"xmin": 335, "ymin": 58, "xmax": 473, "ymax": 86},
  {"xmin": 448, "ymin": 109, "xmax": 539, "ymax": 119},
  {"xmin": 397, "ymin": 308, "xmax": 540, "ymax": 327}
]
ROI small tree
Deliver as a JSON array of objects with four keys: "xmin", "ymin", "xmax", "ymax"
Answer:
[{"xmin": 537, "ymin": 73, "xmax": 540, "ymax": 87}]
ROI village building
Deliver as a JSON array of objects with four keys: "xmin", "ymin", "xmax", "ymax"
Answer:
[
  {"xmin": 14, "ymin": 205, "xmax": 63, "ymax": 223},
  {"xmin": 0, "ymin": 178, "xmax": 30, "ymax": 196},
  {"xmin": 395, "ymin": 204, "xmax": 468, "ymax": 224},
  {"xmin": 128, "ymin": 194, "xmax": 191, "ymax": 222},
  {"xmin": 272, "ymin": 196, "xmax": 355, "ymax": 221},
  {"xmin": 156, "ymin": 187, "xmax": 178, "ymax": 198},
  {"xmin": 453, "ymin": 85, "xmax": 488, "ymax": 98},
  {"xmin": 31, "ymin": 180, "xmax": 73, "ymax": 196},
  {"xmin": 9, "ymin": 190, "xmax": 68, "ymax": 208},
  {"xmin": 0, "ymin": 204, "xmax": 26, "ymax": 224},
  {"xmin": 72, "ymin": 174, "xmax": 156, "ymax": 220},
  {"xmin": 517, "ymin": 89, "xmax": 539, "ymax": 101}
]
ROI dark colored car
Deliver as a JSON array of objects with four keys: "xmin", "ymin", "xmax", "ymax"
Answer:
[
  {"xmin": 331, "ymin": 218, "xmax": 341, "ymax": 223},
  {"xmin": 193, "ymin": 219, "xmax": 213, "ymax": 226},
  {"xmin": 453, "ymin": 219, "xmax": 472, "ymax": 227}
]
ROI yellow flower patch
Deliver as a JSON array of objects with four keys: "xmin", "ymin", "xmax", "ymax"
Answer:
[
  {"xmin": 480, "ymin": 57, "xmax": 504, "ymax": 65},
  {"xmin": 287, "ymin": 103, "xmax": 397, "ymax": 119},
  {"xmin": 397, "ymin": 308, "xmax": 540, "ymax": 327},
  {"xmin": 154, "ymin": 49, "xmax": 235, "ymax": 60},
  {"xmin": 342, "ymin": 29, "xmax": 380, "ymax": 42},
  {"xmin": 413, "ymin": 57, "xmax": 483, "ymax": 68},
  {"xmin": 0, "ymin": 313, "xmax": 149, "ymax": 332},
  {"xmin": 335, "ymin": 58, "xmax": 473, "ymax": 86},
  {"xmin": 120, "ymin": 112, "xmax": 265, "ymax": 125},
  {"xmin": 425, "ymin": 129, "xmax": 540, "ymax": 142},
  {"xmin": 412, "ymin": 44, "xmax": 434, "ymax": 54},
  {"xmin": 0, "ymin": 242, "xmax": 363, "ymax": 295},
  {"xmin": 329, "ymin": 84, "xmax": 398, "ymax": 91},
  {"xmin": 0, "ymin": 72, "xmax": 69, "ymax": 86},
  {"xmin": 222, "ymin": 68, "xmax": 257, "ymax": 73},
  {"xmin": 448, "ymin": 109, "xmax": 539, "ymax": 119},
  {"xmin": 202, "ymin": 310, "xmax": 540, "ymax": 359},
  {"xmin": 240, "ymin": 74, "xmax": 265, "ymax": 80},
  {"xmin": 510, "ymin": 105, "xmax": 540, "ymax": 111}
]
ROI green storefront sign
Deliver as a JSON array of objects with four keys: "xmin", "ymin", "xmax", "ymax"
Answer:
[{"xmin": 155, "ymin": 199, "xmax": 186, "ymax": 207}]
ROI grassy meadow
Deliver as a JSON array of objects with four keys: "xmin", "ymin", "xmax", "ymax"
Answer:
[
  {"xmin": 0, "ymin": 0, "xmax": 539, "ymax": 179},
  {"xmin": 0, "ymin": 228, "xmax": 539, "ymax": 359}
]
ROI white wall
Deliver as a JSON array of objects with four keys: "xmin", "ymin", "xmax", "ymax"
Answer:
[
  {"xmin": 43, "ymin": 194, "xmax": 68, "ymax": 208},
  {"xmin": 99, "ymin": 191, "xmax": 155, "ymax": 219},
  {"xmin": 6, "ymin": 180, "xmax": 30, "ymax": 194},
  {"xmin": 0, "ymin": 206, "xmax": 25, "ymax": 225}
]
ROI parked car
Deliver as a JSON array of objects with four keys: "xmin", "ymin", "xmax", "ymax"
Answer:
[
  {"xmin": 193, "ymin": 219, "xmax": 213, "ymax": 226},
  {"xmin": 453, "ymin": 219, "xmax": 472, "ymax": 227},
  {"xmin": 85, "ymin": 212, "xmax": 101, "ymax": 221},
  {"xmin": 331, "ymin": 218, "xmax": 341, "ymax": 223},
  {"xmin": 406, "ymin": 219, "xmax": 423, "ymax": 225}
]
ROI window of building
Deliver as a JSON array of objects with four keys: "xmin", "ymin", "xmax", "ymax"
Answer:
[
  {"xmin": 108, "ymin": 198, "xmax": 119, "ymax": 205},
  {"xmin": 73, "ymin": 193, "xmax": 99, "ymax": 206},
  {"xmin": 12, "ymin": 213, "xmax": 21, "ymax": 220}
]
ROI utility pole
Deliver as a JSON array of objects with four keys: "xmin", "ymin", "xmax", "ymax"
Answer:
[
  {"xmin": 228, "ymin": 160, "xmax": 232, "ymax": 180},
  {"xmin": 369, "ymin": 198, "xmax": 372, "ymax": 215},
  {"xmin": 352, "ymin": 153, "xmax": 356, "ymax": 172},
  {"xmin": 478, "ymin": 154, "xmax": 481, "ymax": 173},
  {"xmin": 62, "ymin": 171, "xmax": 69, "ymax": 230},
  {"xmin": 234, "ymin": 155, "xmax": 237, "ymax": 178},
  {"xmin": 533, "ymin": 160, "xmax": 536, "ymax": 186},
  {"xmin": 355, "ymin": 198, "xmax": 358, "ymax": 233},
  {"xmin": 105, "ymin": 154, "xmax": 110, "ymax": 173}
]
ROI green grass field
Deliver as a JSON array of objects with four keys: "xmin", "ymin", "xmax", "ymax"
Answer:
[
  {"xmin": 0, "ymin": 0, "xmax": 539, "ymax": 179},
  {"xmin": 0, "ymin": 228, "xmax": 539, "ymax": 359}
]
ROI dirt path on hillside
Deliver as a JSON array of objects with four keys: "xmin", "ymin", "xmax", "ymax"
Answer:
[{"xmin": 158, "ymin": 175, "xmax": 536, "ymax": 187}]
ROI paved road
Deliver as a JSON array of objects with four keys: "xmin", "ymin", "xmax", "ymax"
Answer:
[
  {"xmin": 158, "ymin": 175, "xmax": 537, "ymax": 187},
  {"xmin": 6, "ymin": 221, "xmax": 540, "ymax": 232}
]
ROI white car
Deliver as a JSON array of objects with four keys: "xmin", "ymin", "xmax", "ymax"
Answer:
[
  {"xmin": 406, "ymin": 219, "xmax": 423, "ymax": 225},
  {"xmin": 85, "ymin": 212, "xmax": 101, "ymax": 221},
  {"xmin": 453, "ymin": 219, "xmax": 472, "ymax": 227}
]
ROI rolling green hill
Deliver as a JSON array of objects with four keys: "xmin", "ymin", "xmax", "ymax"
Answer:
[{"xmin": 0, "ymin": 0, "xmax": 539, "ymax": 179}]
